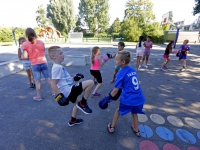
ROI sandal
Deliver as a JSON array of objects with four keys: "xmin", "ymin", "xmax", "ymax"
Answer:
[
  {"xmin": 110, "ymin": 80, "xmax": 115, "ymax": 83},
  {"xmin": 107, "ymin": 123, "xmax": 115, "ymax": 133},
  {"xmin": 131, "ymin": 124, "xmax": 141, "ymax": 137}
]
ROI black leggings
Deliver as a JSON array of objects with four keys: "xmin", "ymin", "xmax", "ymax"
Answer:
[{"xmin": 90, "ymin": 70, "xmax": 102, "ymax": 83}]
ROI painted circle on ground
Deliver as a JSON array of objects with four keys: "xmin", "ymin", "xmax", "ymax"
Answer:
[
  {"xmin": 187, "ymin": 147, "xmax": 200, "ymax": 150},
  {"xmin": 184, "ymin": 117, "xmax": 200, "ymax": 129},
  {"xmin": 138, "ymin": 114, "xmax": 148, "ymax": 123},
  {"xmin": 139, "ymin": 124, "xmax": 153, "ymax": 138},
  {"xmin": 176, "ymin": 129, "xmax": 196, "ymax": 144},
  {"xmin": 156, "ymin": 126, "xmax": 174, "ymax": 141},
  {"xmin": 163, "ymin": 143, "xmax": 181, "ymax": 150},
  {"xmin": 197, "ymin": 132, "xmax": 200, "ymax": 139},
  {"xmin": 167, "ymin": 115, "xmax": 184, "ymax": 127},
  {"xmin": 139, "ymin": 140, "xmax": 159, "ymax": 150},
  {"xmin": 150, "ymin": 114, "xmax": 165, "ymax": 124}
]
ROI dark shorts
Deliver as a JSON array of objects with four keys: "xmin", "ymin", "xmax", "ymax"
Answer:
[
  {"xmin": 90, "ymin": 70, "xmax": 102, "ymax": 83},
  {"xmin": 179, "ymin": 55, "xmax": 187, "ymax": 60},
  {"xmin": 67, "ymin": 82, "xmax": 83, "ymax": 103},
  {"xmin": 119, "ymin": 103, "xmax": 145, "ymax": 116}
]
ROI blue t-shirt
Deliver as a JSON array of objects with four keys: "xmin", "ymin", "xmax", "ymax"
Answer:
[
  {"xmin": 114, "ymin": 66, "xmax": 145, "ymax": 106},
  {"xmin": 179, "ymin": 45, "xmax": 190, "ymax": 56}
]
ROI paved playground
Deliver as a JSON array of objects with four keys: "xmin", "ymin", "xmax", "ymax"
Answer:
[{"xmin": 0, "ymin": 44, "xmax": 200, "ymax": 150}]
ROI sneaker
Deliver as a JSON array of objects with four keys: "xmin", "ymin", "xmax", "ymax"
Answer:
[
  {"xmin": 144, "ymin": 65, "xmax": 148, "ymax": 68},
  {"xmin": 30, "ymin": 83, "xmax": 35, "ymax": 89},
  {"xmin": 33, "ymin": 95, "xmax": 42, "ymax": 101},
  {"xmin": 164, "ymin": 66, "xmax": 168, "ymax": 69},
  {"xmin": 94, "ymin": 81, "xmax": 98, "ymax": 85},
  {"xmin": 68, "ymin": 119, "xmax": 83, "ymax": 126},
  {"xmin": 110, "ymin": 80, "xmax": 115, "ymax": 83},
  {"xmin": 76, "ymin": 101, "xmax": 92, "ymax": 114},
  {"xmin": 181, "ymin": 68, "xmax": 186, "ymax": 72},
  {"xmin": 107, "ymin": 123, "xmax": 115, "ymax": 133},
  {"xmin": 92, "ymin": 93, "xmax": 101, "ymax": 97},
  {"xmin": 138, "ymin": 65, "xmax": 141, "ymax": 69},
  {"xmin": 160, "ymin": 68, "xmax": 165, "ymax": 71}
]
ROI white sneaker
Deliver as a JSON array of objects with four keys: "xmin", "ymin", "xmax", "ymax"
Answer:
[
  {"xmin": 181, "ymin": 68, "xmax": 186, "ymax": 72},
  {"xmin": 144, "ymin": 65, "xmax": 148, "ymax": 68},
  {"xmin": 33, "ymin": 95, "xmax": 42, "ymax": 101},
  {"xmin": 138, "ymin": 65, "xmax": 141, "ymax": 69},
  {"xmin": 160, "ymin": 68, "xmax": 165, "ymax": 71}
]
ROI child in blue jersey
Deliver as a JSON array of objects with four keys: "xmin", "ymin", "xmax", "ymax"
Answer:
[
  {"xmin": 107, "ymin": 51, "xmax": 145, "ymax": 136},
  {"xmin": 178, "ymin": 39, "xmax": 190, "ymax": 71}
]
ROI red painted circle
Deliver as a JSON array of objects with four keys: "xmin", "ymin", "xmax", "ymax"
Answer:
[
  {"xmin": 187, "ymin": 147, "xmax": 200, "ymax": 150},
  {"xmin": 139, "ymin": 140, "xmax": 159, "ymax": 150},
  {"xmin": 163, "ymin": 143, "xmax": 181, "ymax": 150}
]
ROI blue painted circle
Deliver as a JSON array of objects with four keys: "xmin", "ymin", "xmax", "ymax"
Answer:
[
  {"xmin": 197, "ymin": 132, "xmax": 200, "ymax": 139},
  {"xmin": 139, "ymin": 124, "xmax": 153, "ymax": 138},
  {"xmin": 156, "ymin": 126, "xmax": 174, "ymax": 141},
  {"xmin": 176, "ymin": 129, "xmax": 196, "ymax": 144}
]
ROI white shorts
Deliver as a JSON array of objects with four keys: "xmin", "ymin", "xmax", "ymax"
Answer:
[{"xmin": 136, "ymin": 50, "xmax": 144, "ymax": 57}]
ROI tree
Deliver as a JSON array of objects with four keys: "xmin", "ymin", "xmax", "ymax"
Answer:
[
  {"xmin": 193, "ymin": 0, "xmax": 200, "ymax": 15},
  {"xmin": 36, "ymin": 5, "xmax": 49, "ymax": 28},
  {"xmin": 124, "ymin": 0, "xmax": 155, "ymax": 29},
  {"xmin": 47, "ymin": 0, "xmax": 76, "ymax": 35},
  {"xmin": 121, "ymin": 18, "xmax": 142, "ymax": 41},
  {"xmin": 78, "ymin": 0, "xmax": 110, "ymax": 33},
  {"xmin": 74, "ymin": 15, "xmax": 83, "ymax": 32},
  {"xmin": 111, "ymin": 18, "xmax": 121, "ymax": 33}
]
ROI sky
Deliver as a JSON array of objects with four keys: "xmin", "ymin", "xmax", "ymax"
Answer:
[{"xmin": 0, "ymin": 0, "xmax": 198, "ymax": 28}]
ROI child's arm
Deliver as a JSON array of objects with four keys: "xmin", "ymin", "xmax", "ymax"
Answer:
[
  {"xmin": 51, "ymin": 79, "xmax": 61, "ymax": 94},
  {"xmin": 23, "ymin": 50, "xmax": 29, "ymax": 60},
  {"xmin": 18, "ymin": 48, "xmax": 22, "ymax": 60},
  {"xmin": 98, "ymin": 56, "xmax": 104, "ymax": 66},
  {"xmin": 110, "ymin": 88, "xmax": 120, "ymax": 97}
]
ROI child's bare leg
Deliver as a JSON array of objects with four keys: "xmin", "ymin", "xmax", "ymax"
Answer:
[
  {"xmin": 92, "ymin": 83, "xmax": 102, "ymax": 94},
  {"xmin": 46, "ymin": 78, "xmax": 54, "ymax": 94},
  {"xmin": 82, "ymin": 80, "xmax": 94, "ymax": 99},
  {"xmin": 165, "ymin": 58, "xmax": 170, "ymax": 66},
  {"xmin": 72, "ymin": 101, "xmax": 79, "ymax": 118},
  {"xmin": 131, "ymin": 113, "xmax": 139, "ymax": 132},
  {"xmin": 136, "ymin": 57, "xmax": 139, "ymax": 69},
  {"xmin": 26, "ymin": 69, "xmax": 32, "ymax": 84},
  {"xmin": 35, "ymin": 80, "xmax": 41, "ymax": 97},
  {"xmin": 111, "ymin": 70, "xmax": 118, "ymax": 81},
  {"xmin": 30, "ymin": 69, "xmax": 35, "ymax": 83},
  {"xmin": 145, "ymin": 55, "xmax": 149, "ymax": 65},
  {"xmin": 111, "ymin": 108, "xmax": 120, "ymax": 127},
  {"xmin": 161, "ymin": 58, "xmax": 167, "ymax": 69},
  {"xmin": 141, "ymin": 56, "xmax": 145, "ymax": 66}
]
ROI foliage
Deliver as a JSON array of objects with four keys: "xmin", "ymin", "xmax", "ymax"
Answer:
[
  {"xmin": 36, "ymin": 5, "xmax": 50, "ymax": 28},
  {"xmin": 121, "ymin": 18, "xmax": 143, "ymax": 41},
  {"xmin": 47, "ymin": 0, "xmax": 76, "ymax": 35},
  {"xmin": 193, "ymin": 0, "xmax": 200, "ymax": 15},
  {"xmin": 78, "ymin": 0, "xmax": 109, "ymax": 33},
  {"xmin": 83, "ymin": 33, "xmax": 95, "ymax": 37},
  {"xmin": 74, "ymin": 15, "xmax": 82, "ymax": 32},
  {"xmin": 110, "ymin": 18, "xmax": 121, "ymax": 33},
  {"xmin": 95, "ymin": 33, "xmax": 107, "ymax": 38}
]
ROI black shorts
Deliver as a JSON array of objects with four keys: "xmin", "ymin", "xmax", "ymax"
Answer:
[
  {"xmin": 67, "ymin": 82, "xmax": 83, "ymax": 103},
  {"xmin": 90, "ymin": 70, "xmax": 102, "ymax": 83}
]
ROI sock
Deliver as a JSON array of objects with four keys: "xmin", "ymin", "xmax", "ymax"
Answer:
[
  {"xmin": 81, "ymin": 97, "xmax": 87, "ymax": 105},
  {"xmin": 71, "ymin": 117, "xmax": 76, "ymax": 122}
]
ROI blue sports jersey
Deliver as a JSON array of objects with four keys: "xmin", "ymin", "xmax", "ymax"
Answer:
[
  {"xmin": 179, "ymin": 45, "xmax": 190, "ymax": 56},
  {"xmin": 114, "ymin": 66, "xmax": 145, "ymax": 106}
]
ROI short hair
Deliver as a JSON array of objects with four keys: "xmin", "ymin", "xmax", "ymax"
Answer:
[
  {"xmin": 117, "ymin": 51, "xmax": 131, "ymax": 64},
  {"xmin": 48, "ymin": 46, "xmax": 61, "ymax": 59},
  {"xmin": 185, "ymin": 39, "xmax": 189, "ymax": 43},
  {"xmin": 118, "ymin": 42, "xmax": 125, "ymax": 47}
]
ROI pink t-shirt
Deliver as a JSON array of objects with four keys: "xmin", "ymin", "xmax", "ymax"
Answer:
[
  {"xmin": 144, "ymin": 41, "xmax": 153, "ymax": 52},
  {"xmin": 22, "ymin": 40, "xmax": 47, "ymax": 65},
  {"xmin": 91, "ymin": 56, "xmax": 100, "ymax": 70}
]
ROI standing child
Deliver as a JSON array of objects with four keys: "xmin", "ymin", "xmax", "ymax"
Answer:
[
  {"xmin": 141, "ymin": 36, "xmax": 153, "ymax": 68},
  {"xmin": 22, "ymin": 28, "xmax": 53, "ymax": 101},
  {"xmin": 110, "ymin": 42, "xmax": 125, "ymax": 83},
  {"xmin": 136, "ymin": 36, "xmax": 144, "ymax": 71},
  {"xmin": 18, "ymin": 37, "xmax": 35, "ymax": 88},
  {"xmin": 90, "ymin": 46, "xmax": 104, "ymax": 97},
  {"xmin": 160, "ymin": 40, "xmax": 174, "ymax": 71},
  {"xmin": 100, "ymin": 51, "xmax": 146, "ymax": 136},
  {"xmin": 178, "ymin": 39, "xmax": 190, "ymax": 72},
  {"xmin": 49, "ymin": 46, "xmax": 94, "ymax": 126}
]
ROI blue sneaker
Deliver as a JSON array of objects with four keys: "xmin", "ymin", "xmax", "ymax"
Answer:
[
  {"xmin": 68, "ymin": 119, "xmax": 83, "ymax": 126},
  {"xmin": 76, "ymin": 101, "xmax": 92, "ymax": 114}
]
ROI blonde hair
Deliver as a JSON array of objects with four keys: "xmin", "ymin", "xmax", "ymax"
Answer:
[
  {"xmin": 91, "ymin": 46, "xmax": 100, "ymax": 65},
  {"xmin": 48, "ymin": 46, "xmax": 61, "ymax": 59},
  {"xmin": 117, "ymin": 51, "xmax": 131, "ymax": 64}
]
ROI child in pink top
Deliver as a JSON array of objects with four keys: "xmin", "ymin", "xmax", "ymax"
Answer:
[
  {"xmin": 22, "ymin": 28, "xmax": 53, "ymax": 101},
  {"xmin": 90, "ymin": 46, "xmax": 104, "ymax": 97},
  {"xmin": 141, "ymin": 36, "xmax": 153, "ymax": 68}
]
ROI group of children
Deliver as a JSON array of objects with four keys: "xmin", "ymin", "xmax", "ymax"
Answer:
[{"xmin": 18, "ymin": 28, "xmax": 191, "ymax": 136}]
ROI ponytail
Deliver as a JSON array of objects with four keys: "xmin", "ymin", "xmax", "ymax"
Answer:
[
  {"xmin": 25, "ymin": 28, "xmax": 37, "ymax": 44},
  {"xmin": 138, "ymin": 36, "xmax": 144, "ymax": 47}
]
